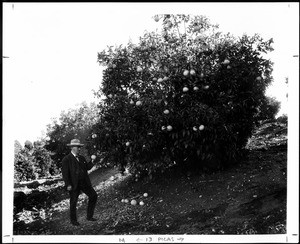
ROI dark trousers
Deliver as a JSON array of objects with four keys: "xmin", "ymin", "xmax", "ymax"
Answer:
[{"xmin": 69, "ymin": 179, "xmax": 97, "ymax": 222}]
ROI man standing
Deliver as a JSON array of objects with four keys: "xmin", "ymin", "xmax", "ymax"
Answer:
[{"xmin": 61, "ymin": 139, "xmax": 98, "ymax": 226}]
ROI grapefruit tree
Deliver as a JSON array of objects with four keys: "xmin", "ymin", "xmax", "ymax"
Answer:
[{"xmin": 91, "ymin": 14, "xmax": 275, "ymax": 178}]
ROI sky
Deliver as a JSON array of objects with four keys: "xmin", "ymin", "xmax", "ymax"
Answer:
[
  {"xmin": 2, "ymin": 2, "xmax": 299, "ymax": 242},
  {"xmin": 3, "ymin": 2, "xmax": 299, "ymax": 146}
]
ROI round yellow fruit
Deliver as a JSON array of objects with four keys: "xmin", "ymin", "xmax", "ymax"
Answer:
[
  {"xmin": 190, "ymin": 69, "xmax": 196, "ymax": 75},
  {"xmin": 223, "ymin": 59, "xmax": 230, "ymax": 65},
  {"xmin": 167, "ymin": 125, "xmax": 173, "ymax": 131},
  {"xmin": 131, "ymin": 200, "xmax": 137, "ymax": 205},
  {"xmin": 183, "ymin": 87, "xmax": 189, "ymax": 92},
  {"xmin": 193, "ymin": 26, "xmax": 201, "ymax": 32}
]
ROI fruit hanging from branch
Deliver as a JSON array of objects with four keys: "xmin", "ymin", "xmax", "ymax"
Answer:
[
  {"xmin": 199, "ymin": 125, "xmax": 205, "ymax": 131},
  {"xmin": 183, "ymin": 87, "xmax": 189, "ymax": 92},
  {"xmin": 183, "ymin": 70, "xmax": 189, "ymax": 76},
  {"xmin": 167, "ymin": 125, "xmax": 173, "ymax": 131},
  {"xmin": 223, "ymin": 59, "xmax": 230, "ymax": 65}
]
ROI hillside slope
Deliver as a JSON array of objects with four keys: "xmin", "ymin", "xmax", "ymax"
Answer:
[{"xmin": 13, "ymin": 120, "xmax": 287, "ymax": 235}]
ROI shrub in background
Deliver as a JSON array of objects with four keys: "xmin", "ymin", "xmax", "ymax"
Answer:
[
  {"xmin": 45, "ymin": 102, "xmax": 100, "ymax": 169},
  {"xmin": 14, "ymin": 140, "xmax": 58, "ymax": 182}
]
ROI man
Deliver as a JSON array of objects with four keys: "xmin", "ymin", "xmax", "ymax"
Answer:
[{"xmin": 61, "ymin": 139, "xmax": 98, "ymax": 226}]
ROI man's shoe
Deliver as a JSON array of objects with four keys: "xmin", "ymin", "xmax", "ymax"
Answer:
[
  {"xmin": 87, "ymin": 217, "xmax": 97, "ymax": 221},
  {"xmin": 71, "ymin": 221, "xmax": 80, "ymax": 226}
]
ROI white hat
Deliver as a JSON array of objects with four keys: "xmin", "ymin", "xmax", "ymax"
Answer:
[{"xmin": 67, "ymin": 139, "xmax": 84, "ymax": 147}]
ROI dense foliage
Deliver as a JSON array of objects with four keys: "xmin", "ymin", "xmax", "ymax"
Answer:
[
  {"xmin": 91, "ymin": 14, "xmax": 276, "ymax": 178},
  {"xmin": 45, "ymin": 102, "xmax": 100, "ymax": 168}
]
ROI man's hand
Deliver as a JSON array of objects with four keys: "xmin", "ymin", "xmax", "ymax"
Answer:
[{"xmin": 67, "ymin": 185, "xmax": 72, "ymax": 191}]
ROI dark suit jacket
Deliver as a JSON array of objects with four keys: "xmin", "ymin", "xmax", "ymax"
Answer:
[{"xmin": 61, "ymin": 153, "xmax": 95, "ymax": 191}]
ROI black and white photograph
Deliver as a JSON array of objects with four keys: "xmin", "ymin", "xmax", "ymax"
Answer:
[{"xmin": 2, "ymin": 2, "xmax": 299, "ymax": 243}]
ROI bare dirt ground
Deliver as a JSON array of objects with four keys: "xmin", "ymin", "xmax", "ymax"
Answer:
[{"xmin": 13, "ymin": 120, "xmax": 287, "ymax": 235}]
